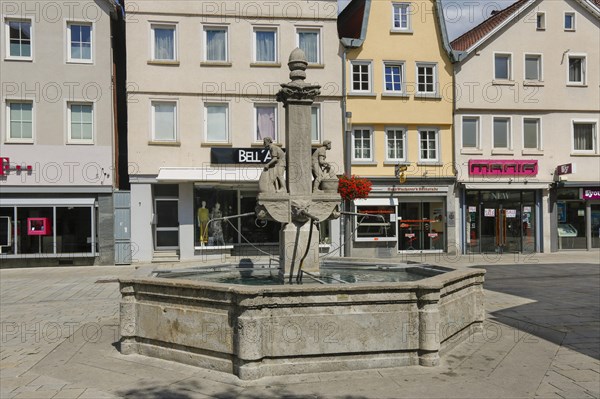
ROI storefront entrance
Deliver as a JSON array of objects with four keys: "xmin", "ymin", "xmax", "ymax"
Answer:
[
  {"xmin": 154, "ymin": 185, "xmax": 179, "ymax": 250},
  {"xmin": 397, "ymin": 201, "xmax": 445, "ymax": 252},
  {"xmin": 465, "ymin": 190, "xmax": 537, "ymax": 253}
]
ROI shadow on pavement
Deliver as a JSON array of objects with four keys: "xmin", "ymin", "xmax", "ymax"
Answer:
[{"xmin": 475, "ymin": 263, "xmax": 600, "ymax": 360}]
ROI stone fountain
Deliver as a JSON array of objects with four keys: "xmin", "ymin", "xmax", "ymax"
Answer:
[{"xmin": 118, "ymin": 50, "xmax": 485, "ymax": 380}]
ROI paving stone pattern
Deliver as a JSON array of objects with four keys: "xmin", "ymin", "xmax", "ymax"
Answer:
[{"xmin": 0, "ymin": 253, "xmax": 598, "ymax": 398}]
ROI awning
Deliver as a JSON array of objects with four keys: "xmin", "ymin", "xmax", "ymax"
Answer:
[
  {"xmin": 354, "ymin": 198, "xmax": 399, "ymax": 206},
  {"xmin": 0, "ymin": 198, "xmax": 96, "ymax": 206},
  {"xmin": 462, "ymin": 182, "xmax": 550, "ymax": 190},
  {"xmin": 157, "ymin": 167, "xmax": 263, "ymax": 182}
]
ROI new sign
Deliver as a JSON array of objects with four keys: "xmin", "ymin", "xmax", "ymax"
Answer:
[{"xmin": 468, "ymin": 160, "xmax": 538, "ymax": 176}]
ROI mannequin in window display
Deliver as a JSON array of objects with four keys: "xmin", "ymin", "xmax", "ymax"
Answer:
[
  {"xmin": 197, "ymin": 201, "xmax": 209, "ymax": 244},
  {"xmin": 211, "ymin": 202, "xmax": 225, "ymax": 246}
]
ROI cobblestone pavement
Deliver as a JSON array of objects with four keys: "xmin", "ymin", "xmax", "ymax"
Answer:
[{"xmin": 1, "ymin": 252, "xmax": 598, "ymax": 399}]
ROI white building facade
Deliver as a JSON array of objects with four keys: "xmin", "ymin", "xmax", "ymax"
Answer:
[
  {"xmin": 452, "ymin": 0, "xmax": 600, "ymax": 253},
  {"xmin": 126, "ymin": 1, "xmax": 343, "ymax": 262},
  {"xmin": 0, "ymin": 0, "xmax": 121, "ymax": 266}
]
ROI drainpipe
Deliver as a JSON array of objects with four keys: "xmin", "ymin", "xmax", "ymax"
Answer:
[{"xmin": 341, "ymin": 46, "xmax": 351, "ymax": 257}]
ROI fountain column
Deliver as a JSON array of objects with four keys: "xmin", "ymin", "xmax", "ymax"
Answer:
[{"xmin": 256, "ymin": 49, "xmax": 341, "ymax": 282}]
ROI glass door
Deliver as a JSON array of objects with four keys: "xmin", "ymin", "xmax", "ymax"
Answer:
[
  {"xmin": 397, "ymin": 201, "xmax": 445, "ymax": 252},
  {"xmin": 480, "ymin": 192, "xmax": 523, "ymax": 253},
  {"xmin": 154, "ymin": 199, "xmax": 179, "ymax": 249}
]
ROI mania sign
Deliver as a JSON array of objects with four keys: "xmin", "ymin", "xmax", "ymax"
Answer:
[{"xmin": 469, "ymin": 160, "xmax": 538, "ymax": 176}]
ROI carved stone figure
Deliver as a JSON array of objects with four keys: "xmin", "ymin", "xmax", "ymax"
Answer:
[
  {"xmin": 312, "ymin": 140, "xmax": 336, "ymax": 192},
  {"xmin": 260, "ymin": 137, "xmax": 287, "ymax": 193}
]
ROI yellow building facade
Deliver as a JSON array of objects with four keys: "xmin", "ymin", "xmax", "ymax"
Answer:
[{"xmin": 339, "ymin": 0, "xmax": 458, "ymax": 255}]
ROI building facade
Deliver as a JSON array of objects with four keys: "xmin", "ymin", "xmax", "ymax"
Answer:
[
  {"xmin": 452, "ymin": 0, "xmax": 600, "ymax": 253},
  {"xmin": 0, "ymin": 0, "xmax": 121, "ymax": 266},
  {"xmin": 126, "ymin": 1, "xmax": 343, "ymax": 262},
  {"xmin": 339, "ymin": 0, "xmax": 457, "ymax": 257}
]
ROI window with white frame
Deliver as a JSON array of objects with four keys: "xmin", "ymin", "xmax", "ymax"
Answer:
[
  {"xmin": 151, "ymin": 24, "xmax": 176, "ymax": 61},
  {"xmin": 255, "ymin": 105, "xmax": 277, "ymax": 142},
  {"xmin": 297, "ymin": 28, "xmax": 320, "ymax": 64},
  {"xmin": 494, "ymin": 54, "xmax": 511, "ymax": 80},
  {"xmin": 311, "ymin": 105, "xmax": 320, "ymax": 143},
  {"xmin": 392, "ymin": 3, "xmax": 411, "ymax": 31},
  {"xmin": 536, "ymin": 12, "xmax": 545, "ymax": 30},
  {"xmin": 254, "ymin": 28, "xmax": 277, "ymax": 63},
  {"xmin": 204, "ymin": 26, "xmax": 227, "ymax": 62},
  {"xmin": 152, "ymin": 101, "xmax": 177, "ymax": 141},
  {"xmin": 568, "ymin": 56, "xmax": 585, "ymax": 84},
  {"xmin": 6, "ymin": 101, "xmax": 33, "ymax": 141},
  {"xmin": 462, "ymin": 117, "xmax": 479, "ymax": 148},
  {"xmin": 67, "ymin": 23, "xmax": 92, "ymax": 62},
  {"xmin": 205, "ymin": 103, "xmax": 228, "ymax": 143},
  {"xmin": 564, "ymin": 12, "xmax": 575, "ymax": 30},
  {"xmin": 524, "ymin": 54, "xmax": 542, "ymax": 81},
  {"xmin": 384, "ymin": 62, "xmax": 404, "ymax": 93},
  {"xmin": 351, "ymin": 61, "xmax": 371, "ymax": 92},
  {"xmin": 523, "ymin": 118, "xmax": 541, "ymax": 149},
  {"xmin": 6, "ymin": 19, "xmax": 32, "ymax": 59},
  {"xmin": 353, "ymin": 128, "xmax": 372, "ymax": 161},
  {"xmin": 493, "ymin": 117, "xmax": 511, "ymax": 149},
  {"xmin": 573, "ymin": 122, "xmax": 596, "ymax": 152},
  {"xmin": 68, "ymin": 103, "xmax": 93, "ymax": 143},
  {"xmin": 416, "ymin": 63, "xmax": 436, "ymax": 94},
  {"xmin": 419, "ymin": 129, "xmax": 438, "ymax": 161},
  {"xmin": 386, "ymin": 128, "xmax": 406, "ymax": 161}
]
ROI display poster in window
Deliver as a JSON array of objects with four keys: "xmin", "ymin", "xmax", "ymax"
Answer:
[
  {"xmin": 484, "ymin": 208, "xmax": 495, "ymax": 217},
  {"xmin": 557, "ymin": 202, "xmax": 566, "ymax": 223},
  {"xmin": 468, "ymin": 206, "xmax": 477, "ymax": 213},
  {"xmin": 432, "ymin": 208, "xmax": 443, "ymax": 222},
  {"xmin": 506, "ymin": 209, "xmax": 517, "ymax": 218},
  {"xmin": 578, "ymin": 209, "xmax": 585, "ymax": 217},
  {"xmin": 524, "ymin": 206, "xmax": 532, "ymax": 213}
]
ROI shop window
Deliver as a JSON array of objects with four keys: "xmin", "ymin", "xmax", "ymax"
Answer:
[
  {"xmin": 557, "ymin": 201, "xmax": 587, "ymax": 249},
  {"xmin": 398, "ymin": 202, "xmax": 445, "ymax": 251},
  {"xmin": 194, "ymin": 187, "xmax": 238, "ymax": 247},
  {"xmin": 56, "ymin": 207, "xmax": 92, "ymax": 253},
  {"xmin": 355, "ymin": 205, "xmax": 397, "ymax": 241}
]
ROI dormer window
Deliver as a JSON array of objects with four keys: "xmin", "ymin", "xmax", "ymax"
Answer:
[{"xmin": 392, "ymin": 3, "xmax": 411, "ymax": 32}]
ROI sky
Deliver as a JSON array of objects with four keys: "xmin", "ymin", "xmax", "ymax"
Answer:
[{"xmin": 338, "ymin": 0, "xmax": 519, "ymax": 41}]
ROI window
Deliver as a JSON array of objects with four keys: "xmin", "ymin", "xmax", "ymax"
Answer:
[
  {"xmin": 419, "ymin": 129, "xmax": 438, "ymax": 161},
  {"xmin": 254, "ymin": 28, "xmax": 277, "ymax": 63},
  {"xmin": 151, "ymin": 24, "xmax": 176, "ymax": 61},
  {"xmin": 68, "ymin": 23, "xmax": 92, "ymax": 62},
  {"xmin": 152, "ymin": 101, "xmax": 177, "ymax": 141},
  {"xmin": 351, "ymin": 61, "xmax": 371, "ymax": 92},
  {"xmin": 386, "ymin": 128, "xmax": 406, "ymax": 161},
  {"xmin": 493, "ymin": 117, "xmax": 511, "ymax": 149},
  {"xmin": 494, "ymin": 54, "xmax": 511, "ymax": 80},
  {"xmin": 564, "ymin": 13, "xmax": 575, "ymax": 30},
  {"xmin": 204, "ymin": 26, "xmax": 227, "ymax": 62},
  {"xmin": 384, "ymin": 62, "xmax": 404, "ymax": 93},
  {"xmin": 523, "ymin": 118, "xmax": 541, "ymax": 149},
  {"xmin": 525, "ymin": 54, "xmax": 542, "ymax": 81},
  {"xmin": 353, "ymin": 128, "xmax": 372, "ymax": 161},
  {"xmin": 462, "ymin": 117, "xmax": 479, "ymax": 148},
  {"xmin": 255, "ymin": 105, "xmax": 277, "ymax": 142},
  {"xmin": 536, "ymin": 12, "xmax": 545, "ymax": 30},
  {"xmin": 356, "ymin": 205, "xmax": 397, "ymax": 241},
  {"xmin": 573, "ymin": 122, "xmax": 596, "ymax": 152},
  {"xmin": 68, "ymin": 103, "xmax": 93, "ymax": 143},
  {"xmin": 568, "ymin": 56, "xmax": 585, "ymax": 84},
  {"xmin": 392, "ymin": 3, "xmax": 411, "ymax": 31},
  {"xmin": 311, "ymin": 105, "xmax": 320, "ymax": 143},
  {"xmin": 6, "ymin": 101, "xmax": 33, "ymax": 142},
  {"xmin": 416, "ymin": 63, "xmax": 436, "ymax": 94},
  {"xmin": 6, "ymin": 19, "xmax": 32, "ymax": 59},
  {"xmin": 297, "ymin": 29, "xmax": 320, "ymax": 64},
  {"xmin": 205, "ymin": 104, "xmax": 228, "ymax": 143}
]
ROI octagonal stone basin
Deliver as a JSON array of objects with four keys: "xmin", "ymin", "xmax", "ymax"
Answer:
[{"xmin": 118, "ymin": 261, "xmax": 485, "ymax": 380}]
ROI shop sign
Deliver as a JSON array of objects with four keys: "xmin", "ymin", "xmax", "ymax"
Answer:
[
  {"xmin": 582, "ymin": 188, "xmax": 600, "ymax": 200},
  {"xmin": 556, "ymin": 163, "xmax": 574, "ymax": 176},
  {"xmin": 1, "ymin": 157, "xmax": 33, "ymax": 176},
  {"xmin": 210, "ymin": 148, "xmax": 283, "ymax": 164},
  {"xmin": 468, "ymin": 160, "xmax": 538, "ymax": 176},
  {"xmin": 506, "ymin": 209, "xmax": 517, "ymax": 218},
  {"xmin": 373, "ymin": 186, "xmax": 448, "ymax": 193},
  {"xmin": 484, "ymin": 208, "xmax": 495, "ymax": 217}
]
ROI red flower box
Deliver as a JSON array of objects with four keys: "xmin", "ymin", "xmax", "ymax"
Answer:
[{"xmin": 338, "ymin": 175, "xmax": 372, "ymax": 201}]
